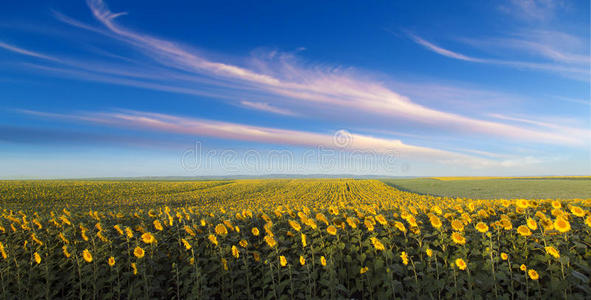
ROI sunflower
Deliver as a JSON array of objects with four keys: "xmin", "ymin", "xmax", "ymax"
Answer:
[
  {"xmin": 320, "ymin": 256, "xmax": 327, "ymax": 267},
  {"xmin": 82, "ymin": 249, "xmax": 93, "ymax": 263},
  {"xmin": 239, "ymin": 239, "xmax": 248, "ymax": 248},
  {"xmin": 346, "ymin": 217, "xmax": 357, "ymax": 229},
  {"xmin": 517, "ymin": 225, "xmax": 532, "ymax": 237},
  {"xmin": 516, "ymin": 199, "xmax": 529, "ymax": 209},
  {"xmin": 520, "ymin": 264, "xmax": 527, "ymax": 272},
  {"xmin": 526, "ymin": 218, "xmax": 537, "ymax": 231},
  {"xmin": 131, "ymin": 263, "xmax": 138, "ymax": 275},
  {"xmin": 455, "ymin": 258, "xmax": 467, "ymax": 270},
  {"xmin": 475, "ymin": 222, "xmax": 489, "ymax": 233},
  {"xmin": 570, "ymin": 206, "xmax": 586, "ymax": 217},
  {"xmin": 451, "ymin": 232, "xmax": 466, "ymax": 245},
  {"xmin": 370, "ymin": 237, "xmax": 385, "ymax": 251},
  {"xmin": 301, "ymin": 233, "xmax": 307, "ymax": 247},
  {"xmin": 221, "ymin": 258, "xmax": 228, "ymax": 271},
  {"xmin": 125, "ymin": 227, "xmax": 134, "ymax": 239},
  {"xmin": 182, "ymin": 238, "xmax": 191, "ymax": 250},
  {"xmin": 251, "ymin": 227, "xmax": 260, "ymax": 236},
  {"xmin": 375, "ymin": 214, "xmax": 387, "ymax": 226},
  {"xmin": 528, "ymin": 269, "xmax": 539, "ymax": 280},
  {"xmin": 400, "ymin": 252, "xmax": 409, "ymax": 265},
  {"xmin": 364, "ymin": 220, "xmax": 375, "ymax": 232},
  {"xmin": 451, "ymin": 219, "xmax": 464, "ymax": 231},
  {"xmin": 553, "ymin": 217, "xmax": 571, "ymax": 233},
  {"xmin": 586, "ymin": 216, "xmax": 591, "ymax": 228},
  {"xmin": 279, "ymin": 256, "xmax": 287, "ymax": 267},
  {"xmin": 360, "ymin": 266, "xmax": 368, "ymax": 274},
  {"xmin": 429, "ymin": 215, "xmax": 442, "ymax": 229},
  {"xmin": 231, "ymin": 245, "xmax": 239, "ymax": 258},
  {"xmin": 326, "ymin": 225, "xmax": 337, "ymax": 235},
  {"xmin": 394, "ymin": 221, "xmax": 407, "ymax": 233},
  {"xmin": 108, "ymin": 256, "xmax": 115, "ymax": 267},
  {"xmin": 215, "ymin": 224, "xmax": 228, "ymax": 236},
  {"xmin": 62, "ymin": 245, "xmax": 71, "ymax": 258},
  {"xmin": 141, "ymin": 232, "xmax": 156, "ymax": 244},
  {"xmin": 500, "ymin": 253, "xmax": 508, "ymax": 260},
  {"xmin": 545, "ymin": 246, "xmax": 560, "ymax": 259},
  {"xmin": 264, "ymin": 235, "xmax": 277, "ymax": 248},
  {"xmin": 208, "ymin": 234, "xmax": 218, "ymax": 246},
  {"xmin": 426, "ymin": 248, "xmax": 433, "ymax": 257},
  {"xmin": 289, "ymin": 220, "xmax": 301, "ymax": 232},
  {"xmin": 299, "ymin": 256, "xmax": 306, "ymax": 266},
  {"xmin": 134, "ymin": 247, "xmax": 145, "ymax": 259},
  {"xmin": 551, "ymin": 201, "xmax": 561, "ymax": 209},
  {"xmin": 34, "ymin": 252, "xmax": 41, "ymax": 264},
  {"xmin": 152, "ymin": 219, "xmax": 163, "ymax": 231}
]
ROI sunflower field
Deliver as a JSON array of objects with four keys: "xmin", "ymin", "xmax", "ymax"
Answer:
[{"xmin": 0, "ymin": 179, "xmax": 590, "ymax": 299}]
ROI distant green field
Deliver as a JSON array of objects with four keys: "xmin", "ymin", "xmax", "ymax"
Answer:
[{"xmin": 381, "ymin": 177, "xmax": 591, "ymax": 199}]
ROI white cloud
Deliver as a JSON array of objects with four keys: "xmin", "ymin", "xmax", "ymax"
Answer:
[
  {"xmin": 240, "ymin": 101, "xmax": 298, "ymax": 116},
  {"xmin": 3, "ymin": 0, "xmax": 587, "ymax": 149}
]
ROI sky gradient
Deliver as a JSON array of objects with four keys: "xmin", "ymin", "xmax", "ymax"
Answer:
[{"xmin": 1, "ymin": 0, "xmax": 589, "ymax": 178}]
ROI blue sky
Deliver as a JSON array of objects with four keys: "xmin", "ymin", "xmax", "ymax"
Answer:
[{"xmin": 0, "ymin": 0, "xmax": 589, "ymax": 178}]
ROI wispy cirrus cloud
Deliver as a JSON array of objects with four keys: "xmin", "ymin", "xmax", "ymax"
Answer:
[
  {"xmin": 498, "ymin": 0, "xmax": 567, "ymax": 21},
  {"xmin": 1, "ymin": 0, "xmax": 587, "ymax": 149},
  {"xmin": 0, "ymin": 41, "xmax": 61, "ymax": 62},
  {"xmin": 407, "ymin": 32, "xmax": 589, "ymax": 81},
  {"xmin": 240, "ymin": 101, "xmax": 298, "ymax": 116},
  {"xmin": 18, "ymin": 108, "xmax": 544, "ymax": 168}
]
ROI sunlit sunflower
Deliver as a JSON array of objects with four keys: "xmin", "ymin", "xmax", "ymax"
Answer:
[
  {"xmin": 131, "ymin": 263, "xmax": 138, "ymax": 275},
  {"xmin": 320, "ymin": 256, "xmax": 327, "ymax": 267},
  {"xmin": 451, "ymin": 219, "xmax": 464, "ymax": 231},
  {"xmin": 520, "ymin": 264, "xmax": 527, "ymax": 272},
  {"xmin": 429, "ymin": 215, "xmax": 442, "ymax": 229},
  {"xmin": 360, "ymin": 266, "xmax": 368, "ymax": 274},
  {"xmin": 215, "ymin": 224, "xmax": 228, "ymax": 236},
  {"xmin": 570, "ymin": 206, "xmax": 585, "ymax": 217},
  {"xmin": 517, "ymin": 225, "xmax": 532, "ymax": 237},
  {"xmin": 108, "ymin": 256, "xmax": 115, "ymax": 267},
  {"xmin": 182, "ymin": 238, "xmax": 191, "ymax": 250},
  {"xmin": 141, "ymin": 232, "xmax": 156, "ymax": 244},
  {"xmin": 301, "ymin": 233, "xmax": 307, "ymax": 247},
  {"xmin": 264, "ymin": 235, "xmax": 277, "ymax": 248},
  {"xmin": 239, "ymin": 239, "xmax": 248, "ymax": 248},
  {"xmin": 33, "ymin": 252, "xmax": 41, "ymax": 264},
  {"xmin": 326, "ymin": 225, "xmax": 337, "ymax": 235},
  {"xmin": 526, "ymin": 218, "xmax": 537, "ymax": 231},
  {"xmin": 300, "ymin": 255, "xmax": 305, "ymax": 266},
  {"xmin": 394, "ymin": 221, "xmax": 407, "ymax": 233},
  {"xmin": 231, "ymin": 245, "xmax": 239, "ymax": 258},
  {"xmin": 475, "ymin": 222, "xmax": 488, "ymax": 233},
  {"xmin": 134, "ymin": 246, "xmax": 145, "ymax": 259},
  {"xmin": 370, "ymin": 237, "xmax": 385, "ymax": 251},
  {"xmin": 400, "ymin": 252, "xmax": 409, "ymax": 265},
  {"xmin": 375, "ymin": 214, "xmax": 387, "ymax": 226},
  {"xmin": 279, "ymin": 256, "xmax": 287, "ymax": 267},
  {"xmin": 426, "ymin": 248, "xmax": 433, "ymax": 258},
  {"xmin": 152, "ymin": 219, "xmax": 163, "ymax": 231},
  {"xmin": 451, "ymin": 232, "xmax": 466, "ymax": 245},
  {"xmin": 82, "ymin": 249, "xmax": 93, "ymax": 263},
  {"xmin": 500, "ymin": 253, "xmax": 508, "ymax": 260},
  {"xmin": 289, "ymin": 220, "xmax": 301, "ymax": 232},
  {"xmin": 208, "ymin": 234, "xmax": 218, "ymax": 246},
  {"xmin": 528, "ymin": 269, "xmax": 539, "ymax": 280},
  {"xmin": 545, "ymin": 246, "xmax": 560, "ymax": 259},
  {"xmin": 246, "ymin": 227, "xmax": 258, "ymax": 237},
  {"xmin": 554, "ymin": 217, "xmax": 571, "ymax": 233},
  {"xmin": 455, "ymin": 258, "xmax": 467, "ymax": 271}
]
